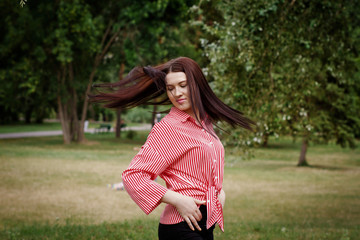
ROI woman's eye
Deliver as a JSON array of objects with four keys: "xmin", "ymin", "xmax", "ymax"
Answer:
[
  {"xmin": 180, "ymin": 85, "xmax": 187, "ymax": 88},
  {"xmin": 167, "ymin": 88, "xmax": 174, "ymax": 91}
]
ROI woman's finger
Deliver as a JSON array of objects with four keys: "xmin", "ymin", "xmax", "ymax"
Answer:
[
  {"xmin": 185, "ymin": 217, "xmax": 194, "ymax": 231},
  {"xmin": 194, "ymin": 208, "xmax": 202, "ymax": 221},
  {"xmin": 189, "ymin": 215, "xmax": 202, "ymax": 231},
  {"xmin": 194, "ymin": 199, "xmax": 207, "ymax": 205}
]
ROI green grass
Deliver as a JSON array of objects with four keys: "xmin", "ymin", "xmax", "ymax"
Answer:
[
  {"xmin": 0, "ymin": 122, "xmax": 62, "ymax": 133},
  {"xmin": 2, "ymin": 220, "xmax": 356, "ymax": 240},
  {"xmin": 0, "ymin": 134, "xmax": 359, "ymax": 239},
  {"xmin": 0, "ymin": 219, "xmax": 160, "ymax": 240}
]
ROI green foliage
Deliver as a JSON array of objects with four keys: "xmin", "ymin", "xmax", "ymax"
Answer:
[
  {"xmin": 123, "ymin": 107, "xmax": 153, "ymax": 123},
  {"xmin": 19, "ymin": 0, "xmax": 26, "ymax": 8},
  {"xmin": 102, "ymin": 0, "xmax": 201, "ymax": 71},
  {"xmin": 50, "ymin": 0, "xmax": 101, "ymax": 64},
  {"xmin": 0, "ymin": 0, "xmax": 57, "ymax": 123},
  {"xmin": 1, "ymin": 0, "xmax": 200, "ymax": 140},
  {"xmin": 198, "ymin": 0, "xmax": 360, "ymax": 156}
]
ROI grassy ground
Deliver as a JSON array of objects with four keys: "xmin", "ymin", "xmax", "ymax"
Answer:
[
  {"xmin": 0, "ymin": 133, "xmax": 359, "ymax": 239},
  {"xmin": 0, "ymin": 122, "xmax": 62, "ymax": 133}
]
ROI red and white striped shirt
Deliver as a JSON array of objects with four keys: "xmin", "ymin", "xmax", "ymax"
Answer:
[{"xmin": 122, "ymin": 107, "xmax": 224, "ymax": 231}]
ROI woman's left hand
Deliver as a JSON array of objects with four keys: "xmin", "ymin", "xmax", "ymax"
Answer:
[{"xmin": 218, "ymin": 189, "xmax": 225, "ymax": 208}]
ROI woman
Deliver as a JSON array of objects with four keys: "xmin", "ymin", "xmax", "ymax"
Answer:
[{"xmin": 91, "ymin": 57, "xmax": 253, "ymax": 240}]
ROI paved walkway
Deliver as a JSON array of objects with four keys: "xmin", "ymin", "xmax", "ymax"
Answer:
[{"xmin": 0, "ymin": 124, "xmax": 152, "ymax": 139}]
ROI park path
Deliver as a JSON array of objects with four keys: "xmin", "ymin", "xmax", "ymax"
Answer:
[{"xmin": 0, "ymin": 124, "xmax": 152, "ymax": 139}]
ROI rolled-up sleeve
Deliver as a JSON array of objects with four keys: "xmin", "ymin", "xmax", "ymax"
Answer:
[{"xmin": 122, "ymin": 143, "xmax": 169, "ymax": 214}]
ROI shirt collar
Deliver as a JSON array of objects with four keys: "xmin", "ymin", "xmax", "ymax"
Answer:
[
  {"xmin": 169, "ymin": 107, "xmax": 193, "ymax": 123},
  {"xmin": 169, "ymin": 107, "xmax": 209, "ymax": 129}
]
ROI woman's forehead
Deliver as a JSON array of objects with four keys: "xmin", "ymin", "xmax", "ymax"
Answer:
[{"xmin": 165, "ymin": 72, "xmax": 187, "ymax": 85}]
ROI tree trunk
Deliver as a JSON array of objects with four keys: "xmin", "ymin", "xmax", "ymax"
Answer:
[
  {"xmin": 115, "ymin": 63, "xmax": 125, "ymax": 139},
  {"xmin": 115, "ymin": 109, "xmax": 122, "ymax": 138},
  {"xmin": 57, "ymin": 68, "xmax": 71, "ymax": 144},
  {"xmin": 24, "ymin": 109, "xmax": 32, "ymax": 124},
  {"xmin": 35, "ymin": 108, "xmax": 45, "ymax": 123},
  {"xmin": 67, "ymin": 63, "xmax": 81, "ymax": 142},
  {"xmin": 57, "ymin": 95, "xmax": 71, "ymax": 144},
  {"xmin": 152, "ymin": 105, "xmax": 157, "ymax": 126},
  {"xmin": 262, "ymin": 133, "xmax": 269, "ymax": 147},
  {"xmin": 297, "ymin": 138, "xmax": 309, "ymax": 166},
  {"xmin": 78, "ymin": 67, "xmax": 96, "ymax": 143},
  {"xmin": 78, "ymin": 56, "xmax": 101, "ymax": 142},
  {"xmin": 78, "ymin": 23, "xmax": 121, "ymax": 143}
]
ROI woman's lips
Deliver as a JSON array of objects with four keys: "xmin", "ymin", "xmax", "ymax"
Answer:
[{"xmin": 176, "ymin": 98, "xmax": 186, "ymax": 104}]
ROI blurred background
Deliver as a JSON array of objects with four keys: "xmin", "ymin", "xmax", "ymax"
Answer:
[{"xmin": 0, "ymin": 0, "xmax": 359, "ymax": 239}]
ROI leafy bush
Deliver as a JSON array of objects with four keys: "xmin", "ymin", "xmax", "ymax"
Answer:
[
  {"xmin": 123, "ymin": 107, "xmax": 152, "ymax": 123},
  {"xmin": 126, "ymin": 130, "xmax": 137, "ymax": 140}
]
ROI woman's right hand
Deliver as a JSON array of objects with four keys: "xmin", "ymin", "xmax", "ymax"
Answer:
[
  {"xmin": 161, "ymin": 191, "xmax": 206, "ymax": 231},
  {"xmin": 218, "ymin": 189, "xmax": 226, "ymax": 208}
]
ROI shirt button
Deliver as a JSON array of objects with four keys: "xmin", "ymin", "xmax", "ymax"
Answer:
[
  {"xmin": 215, "ymin": 176, "xmax": 218, "ymax": 180},
  {"xmin": 209, "ymin": 142, "xmax": 213, "ymax": 145},
  {"xmin": 201, "ymin": 129, "xmax": 205, "ymax": 132},
  {"xmin": 213, "ymin": 159, "xmax": 216, "ymax": 163}
]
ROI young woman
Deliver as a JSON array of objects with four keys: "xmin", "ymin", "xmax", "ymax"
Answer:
[{"xmin": 91, "ymin": 57, "xmax": 253, "ymax": 240}]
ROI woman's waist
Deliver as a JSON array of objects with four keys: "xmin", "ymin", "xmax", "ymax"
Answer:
[
  {"xmin": 161, "ymin": 175, "xmax": 221, "ymax": 193},
  {"xmin": 160, "ymin": 202, "xmax": 209, "ymax": 225}
]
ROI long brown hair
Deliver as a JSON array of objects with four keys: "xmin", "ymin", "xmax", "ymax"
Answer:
[{"xmin": 90, "ymin": 57, "xmax": 254, "ymax": 131}]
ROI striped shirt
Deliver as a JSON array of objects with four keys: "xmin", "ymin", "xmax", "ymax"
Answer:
[{"xmin": 122, "ymin": 107, "xmax": 224, "ymax": 231}]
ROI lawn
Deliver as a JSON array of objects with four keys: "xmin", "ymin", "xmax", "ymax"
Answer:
[
  {"xmin": 0, "ymin": 122, "xmax": 63, "ymax": 134},
  {"xmin": 0, "ymin": 133, "xmax": 359, "ymax": 239}
]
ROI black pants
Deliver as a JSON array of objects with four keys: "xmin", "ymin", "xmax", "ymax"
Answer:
[{"xmin": 158, "ymin": 205, "xmax": 215, "ymax": 240}]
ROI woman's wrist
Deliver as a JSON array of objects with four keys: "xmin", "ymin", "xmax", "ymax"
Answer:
[{"xmin": 161, "ymin": 190, "xmax": 181, "ymax": 207}]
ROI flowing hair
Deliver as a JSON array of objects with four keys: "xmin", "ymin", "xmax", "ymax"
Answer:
[{"xmin": 89, "ymin": 57, "xmax": 254, "ymax": 131}]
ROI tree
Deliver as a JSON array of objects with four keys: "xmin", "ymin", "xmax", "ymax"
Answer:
[
  {"xmin": 0, "ymin": 0, "xmax": 56, "ymax": 124},
  {"xmin": 197, "ymin": 0, "xmax": 360, "ymax": 165},
  {"xmin": 2, "ymin": 0, "xmax": 199, "ymax": 143}
]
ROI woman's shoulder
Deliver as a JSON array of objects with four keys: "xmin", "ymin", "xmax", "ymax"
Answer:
[
  {"xmin": 151, "ymin": 114, "xmax": 179, "ymax": 134},
  {"xmin": 144, "ymin": 116, "xmax": 183, "ymax": 150}
]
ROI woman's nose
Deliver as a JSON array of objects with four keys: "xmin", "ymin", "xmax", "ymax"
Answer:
[{"xmin": 174, "ymin": 87, "xmax": 182, "ymax": 97}]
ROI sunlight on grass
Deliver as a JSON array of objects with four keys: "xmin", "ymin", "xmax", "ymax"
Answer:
[{"xmin": 0, "ymin": 134, "xmax": 164, "ymax": 227}]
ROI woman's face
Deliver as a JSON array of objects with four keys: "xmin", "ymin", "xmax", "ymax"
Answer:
[{"xmin": 165, "ymin": 72, "xmax": 194, "ymax": 117}]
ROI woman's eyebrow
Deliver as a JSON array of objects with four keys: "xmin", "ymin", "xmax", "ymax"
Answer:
[{"xmin": 166, "ymin": 80, "xmax": 187, "ymax": 86}]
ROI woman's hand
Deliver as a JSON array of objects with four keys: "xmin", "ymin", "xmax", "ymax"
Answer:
[
  {"xmin": 161, "ymin": 190, "xmax": 206, "ymax": 231},
  {"xmin": 218, "ymin": 189, "xmax": 226, "ymax": 208},
  {"xmin": 174, "ymin": 195, "xmax": 206, "ymax": 231}
]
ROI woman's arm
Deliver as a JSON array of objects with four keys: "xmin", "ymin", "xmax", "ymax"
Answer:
[
  {"xmin": 122, "ymin": 144, "xmax": 169, "ymax": 215},
  {"xmin": 161, "ymin": 190, "xmax": 206, "ymax": 231}
]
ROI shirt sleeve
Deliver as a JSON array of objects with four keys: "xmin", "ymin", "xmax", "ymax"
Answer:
[{"xmin": 121, "ymin": 141, "xmax": 170, "ymax": 215}]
